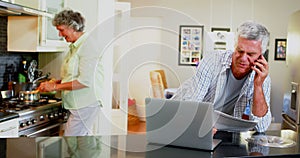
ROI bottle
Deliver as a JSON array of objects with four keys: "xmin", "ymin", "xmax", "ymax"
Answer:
[{"xmin": 18, "ymin": 60, "xmax": 27, "ymax": 83}]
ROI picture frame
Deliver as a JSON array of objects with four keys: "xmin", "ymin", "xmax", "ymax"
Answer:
[
  {"xmin": 274, "ymin": 38, "xmax": 287, "ymax": 61},
  {"xmin": 211, "ymin": 27, "xmax": 230, "ymax": 32},
  {"xmin": 178, "ymin": 25, "xmax": 204, "ymax": 66}
]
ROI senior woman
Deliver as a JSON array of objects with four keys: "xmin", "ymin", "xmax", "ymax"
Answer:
[{"xmin": 39, "ymin": 9, "xmax": 104, "ymax": 136}]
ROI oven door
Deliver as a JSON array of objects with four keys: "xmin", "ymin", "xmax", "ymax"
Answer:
[
  {"xmin": 19, "ymin": 122, "xmax": 64, "ymax": 137},
  {"xmin": 282, "ymin": 114, "xmax": 300, "ymax": 132},
  {"xmin": 38, "ymin": 137, "xmax": 63, "ymax": 158}
]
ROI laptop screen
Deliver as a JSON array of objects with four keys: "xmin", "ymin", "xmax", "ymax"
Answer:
[{"xmin": 146, "ymin": 98, "xmax": 221, "ymax": 151}]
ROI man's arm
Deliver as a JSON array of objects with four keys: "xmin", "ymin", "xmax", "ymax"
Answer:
[
  {"xmin": 251, "ymin": 55, "xmax": 269, "ymax": 117},
  {"xmin": 250, "ymin": 55, "xmax": 272, "ymax": 132}
]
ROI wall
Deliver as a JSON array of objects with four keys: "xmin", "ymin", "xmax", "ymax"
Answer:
[
  {"xmin": 37, "ymin": 0, "xmax": 300, "ymax": 123},
  {"xmin": 0, "ymin": 17, "xmax": 38, "ymax": 90},
  {"xmin": 117, "ymin": 0, "xmax": 300, "ymax": 123}
]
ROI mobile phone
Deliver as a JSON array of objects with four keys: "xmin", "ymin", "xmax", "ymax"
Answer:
[
  {"xmin": 257, "ymin": 54, "xmax": 263, "ymax": 60},
  {"xmin": 254, "ymin": 55, "xmax": 263, "ymax": 70}
]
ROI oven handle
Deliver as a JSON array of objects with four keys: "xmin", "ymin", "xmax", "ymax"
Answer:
[
  {"xmin": 22, "ymin": 122, "xmax": 63, "ymax": 137},
  {"xmin": 282, "ymin": 114, "xmax": 297, "ymax": 129}
]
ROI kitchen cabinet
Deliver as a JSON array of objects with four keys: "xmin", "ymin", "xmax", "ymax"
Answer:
[
  {"xmin": 0, "ymin": 118, "xmax": 18, "ymax": 138},
  {"xmin": 13, "ymin": 0, "xmax": 39, "ymax": 9},
  {"xmin": 7, "ymin": 0, "xmax": 67, "ymax": 52},
  {"xmin": 8, "ymin": 16, "xmax": 40, "ymax": 52}
]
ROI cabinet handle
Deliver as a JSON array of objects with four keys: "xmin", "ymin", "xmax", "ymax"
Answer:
[{"xmin": 0, "ymin": 126, "xmax": 17, "ymax": 133}]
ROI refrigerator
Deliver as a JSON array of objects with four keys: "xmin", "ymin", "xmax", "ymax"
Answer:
[{"xmin": 283, "ymin": 10, "xmax": 300, "ymax": 132}]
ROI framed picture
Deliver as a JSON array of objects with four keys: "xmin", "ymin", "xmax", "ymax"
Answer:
[
  {"xmin": 274, "ymin": 39, "xmax": 286, "ymax": 61},
  {"xmin": 211, "ymin": 27, "xmax": 230, "ymax": 32},
  {"xmin": 178, "ymin": 25, "xmax": 204, "ymax": 66}
]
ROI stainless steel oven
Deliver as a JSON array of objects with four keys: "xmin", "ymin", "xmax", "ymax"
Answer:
[
  {"xmin": 282, "ymin": 82, "xmax": 300, "ymax": 132},
  {"xmin": 1, "ymin": 98, "xmax": 68, "ymax": 137},
  {"xmin": 19, "ymin": 121, "xmax": 64, "ymax": 137},
  {"xmin": 18, "ymin": 102, "xmax": 69, "ymax": 137}
]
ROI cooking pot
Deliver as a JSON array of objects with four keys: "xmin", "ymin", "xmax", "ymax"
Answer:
[
  {"xmin": 11, "ymin": 72, "xmax": 51, "ymax": 97},
  {"xmin": 19, "ymin": 90, "xmax": 40, "ymax": 103},
  {"xmin": 12, "ymin": 81, "xmax": 43, "ymax": 97},
  {"xmin": 12, "ymin": 82, "xmax": 34, "ymax": 97}
]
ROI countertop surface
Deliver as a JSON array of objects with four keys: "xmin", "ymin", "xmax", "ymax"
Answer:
[
  {"xmin": 110, "ymin": 130, "xmax": 300, "ymax": 158},
  {"xmin": 3, "ymin": 129, "xmax": 300, "ymax": 158}
]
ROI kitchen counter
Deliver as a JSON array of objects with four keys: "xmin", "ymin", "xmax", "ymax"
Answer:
[{"xmin": 3, "ymin": 129, "xmax": 300, "ymax": 158}]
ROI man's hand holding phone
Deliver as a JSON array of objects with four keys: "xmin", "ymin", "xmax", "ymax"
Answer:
[{"xmin": 252, "ymin": 55, "xmax": 269, "ymax": 87}]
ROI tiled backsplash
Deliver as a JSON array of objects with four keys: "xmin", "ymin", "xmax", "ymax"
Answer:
[
  {"xmin": 0, "ymin": 16, "xmax": 38, "ymax": 90},
  {"xmin": 0, "ymin": 16, "xmax": 7, "ymax": 52}
]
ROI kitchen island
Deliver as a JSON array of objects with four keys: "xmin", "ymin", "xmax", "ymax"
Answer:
[{"xmin": 3, "ymin": 129, "xmax": 300, "ymax": 158}]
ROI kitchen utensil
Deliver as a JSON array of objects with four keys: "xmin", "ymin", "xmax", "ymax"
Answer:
[
  {"xmin": 27, "ymin": 60, "xmax": 37, "ymax": 83},
  {"xmin": 19, "ymin": 90, "xmax": 40, "ymax": 103},
  {"xmin": 32, "ymin": 72, "xmax": 51, "ymax": 84}
]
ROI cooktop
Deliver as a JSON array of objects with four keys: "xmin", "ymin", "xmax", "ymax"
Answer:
[{"xmin": 0, "ymin": 111, "xmax": 19, "ymax": 123}]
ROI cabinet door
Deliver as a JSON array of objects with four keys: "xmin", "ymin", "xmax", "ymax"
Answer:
[
  {"xmin": 7, "ymin": 16, "xmax": 39, "ymax": 52},
  {"xmin": 39, "ymin": 0, "xmax": 67, "ymax": 49},
  {"xmin": 13, "ymin": 0, "xmax": 39, "ymax": 9}
]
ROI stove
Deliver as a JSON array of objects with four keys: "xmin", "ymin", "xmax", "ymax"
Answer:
[
  {"xmin": 0, "ymin": 98, "xmax": 68, "ymax": 137},
  {"xmin": 0, "ymin": 111, "xmax": 18, "ymax": 123}
]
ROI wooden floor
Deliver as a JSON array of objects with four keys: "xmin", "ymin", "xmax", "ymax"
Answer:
[{"xmin": 128, "ymin": 120, "xmax": 146, "ymax": 134}]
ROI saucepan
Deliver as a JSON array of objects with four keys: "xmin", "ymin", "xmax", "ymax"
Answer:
[
  {"xmin": 12, "ymin": 82, "xmax": 35, "ymax": 97},
  {"xmin": 11, "ymin": 72, "xmax": 51, "ymax": 97},
  {"xmin": 19, "ymin": 90, "xmax": 40, "ymax": 103}
]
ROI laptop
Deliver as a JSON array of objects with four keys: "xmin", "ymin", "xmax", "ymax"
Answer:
[{"xmin": 145, "ymin": 98, "xmax": 222, "ymax": 151}]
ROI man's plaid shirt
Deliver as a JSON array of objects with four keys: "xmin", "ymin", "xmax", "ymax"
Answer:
[{"xmin": 172, "ymin": 50, "xmax": 272, "ymax": 132}]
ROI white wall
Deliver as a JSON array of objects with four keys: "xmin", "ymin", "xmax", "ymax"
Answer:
[
  {"xmin": 39, "ymin": 0, "xmax": 300, "ymax": 123},
  {"xmin": 117, "ymin": 0, "xmax": 300, "ymax": 123}
]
